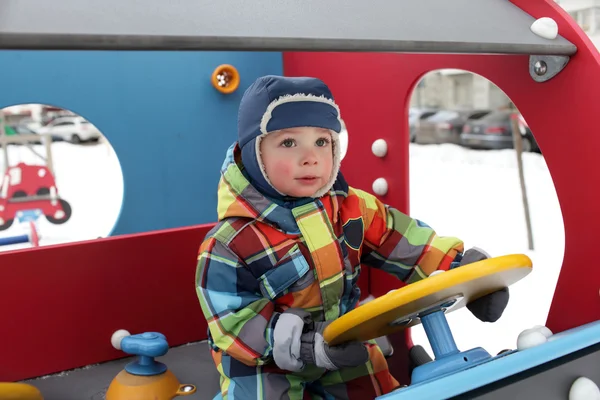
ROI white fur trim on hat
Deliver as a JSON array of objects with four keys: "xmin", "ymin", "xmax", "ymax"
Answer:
[
  {"xmin": 259, "ymin": 93, "xmax": 342, "ymax": 136},
  {"xmin": 255, "ymin": 93, "xmax": 343, "ymax": 199}
]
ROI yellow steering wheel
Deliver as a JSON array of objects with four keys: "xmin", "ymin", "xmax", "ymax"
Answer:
[{"xmin": 323, "ymin": 254, "xmax": 532, "ymax": 346}]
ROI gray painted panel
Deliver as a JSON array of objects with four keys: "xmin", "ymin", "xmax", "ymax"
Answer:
[
  {"xmin": 0, "ymin": 0, "xmax": 576, "ymax": 54},
  {"xmin": 25, "ymin": 341, "xmax": 219, "ymax": 400}
]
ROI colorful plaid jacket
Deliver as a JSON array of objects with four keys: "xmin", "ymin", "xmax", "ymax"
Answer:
[{"xmin": 196, "ymin": 143, "xmax": 464, "ymax": 367}]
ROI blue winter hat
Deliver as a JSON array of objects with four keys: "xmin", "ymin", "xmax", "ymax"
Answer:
[{"xmin": 238, "ymin": 75, "xmax": 343, "ymax": 199}]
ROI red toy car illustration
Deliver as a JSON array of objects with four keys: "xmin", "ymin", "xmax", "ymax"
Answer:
[{"xmin": 0, "ymin": 162, "xmax": 72, "ymax": 231}]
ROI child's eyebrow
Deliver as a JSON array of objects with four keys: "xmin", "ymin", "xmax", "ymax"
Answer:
[
  {"xmin": 271, "ymin": 128, "xmax": 331, "ymax": 136},
  {"xmin": 271, "ymin": 129, "xmax": 293, "ymax": 136}
]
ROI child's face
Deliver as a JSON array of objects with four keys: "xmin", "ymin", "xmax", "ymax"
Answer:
[{"xmin": 260, "ymin": 127, "xmax": 334, "ymax": 198}]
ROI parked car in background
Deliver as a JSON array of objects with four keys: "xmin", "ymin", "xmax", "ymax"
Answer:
[
  {"xmin": 460, "ymin": 110, "xmax": 539, "ymax": 152},
  {"xmin": 3, "ymin": 125, "xmax": 62, "ymax": 145},
  {"xmin": 415, "ymin": 109, "xmax": 491, "ymax": 145},
  {"xmin": 36, "ymin": 116, "xmax": 102, "ymax": 144},
  {"xmin": 409, "ymin": 107, "xmax": 439, "ymax": 142}
]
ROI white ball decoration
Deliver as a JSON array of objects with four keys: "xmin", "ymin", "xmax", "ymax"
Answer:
[
  {"xmin": 111, "ymin": 329, "xmax": 131, "ymax": 350},
  {"xmin": 372, "ymin": 178, "xmax": 388, "ymax": 196},
  {"xmin": 371, "ymin": 139, "xmax": 388, "ymax": 158},
  {"xmin": 530, "ymin": 17, "xmax": 558, "ymax": 40},
  {"xmin": 569, "ymin": 377, "xmax": 600, "ymax": 400},
  {"xmin": 516, "ymin": 328, "xmax": 547, "ymax": 350},
  {"xmin": 532, "ymin": 325, "xmax": 553, "ymax": 338}
]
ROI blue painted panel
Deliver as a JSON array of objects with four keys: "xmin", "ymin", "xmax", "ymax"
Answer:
[
  {"xmin": 379, "ymin": 320, "xmax": 600, "ymax": 399},
  {"xmin": 0, "ymin": 51, "xmax": 283, "ymax": 235}
]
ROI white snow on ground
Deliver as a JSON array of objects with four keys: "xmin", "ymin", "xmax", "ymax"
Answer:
[
  {"xmin": 0, "ymin": 140, "xmax": 123, "ymax": 250},
  {"xmin": 0, "ymin": 140, "xmax": 564, "ymax": 358},
  {"xmin": 407, "ymin": 143, "xmax": 564, "ymax": 358}
]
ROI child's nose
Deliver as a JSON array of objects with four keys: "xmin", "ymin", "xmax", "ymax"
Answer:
[{"xmin": 301, "ymin": 150, "xmax": 318, "ymax": 165}]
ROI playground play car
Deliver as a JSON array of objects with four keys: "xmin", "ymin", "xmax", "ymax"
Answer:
[
  {"xmin": 1, "ymin": 0, "xmax": 600, "ymax": 399},
  {"xmin": 4, "ymin": 254, "xmax": 600, "ymax": 400},
  {"xmin": 0, "ymin": 162, "xmax": 72, "ymax": 231}
]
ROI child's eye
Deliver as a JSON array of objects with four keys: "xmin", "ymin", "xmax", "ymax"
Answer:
[
  {"xmin": 281, "ymin": 138, "xmax": 295, "ymax": 148},
  {"xmin": 316, "ymin": 137, "xmax": 330, "ymax": 147}
]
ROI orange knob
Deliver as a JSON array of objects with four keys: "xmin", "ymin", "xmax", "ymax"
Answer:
[{"xmin": 211, "ymin": 64, "xmax": 240, "ymax": 94}]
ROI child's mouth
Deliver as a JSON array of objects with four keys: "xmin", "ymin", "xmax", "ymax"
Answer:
[{"xmin": 296, "ymin": 176, "xmax": 319, "ymax": 184}]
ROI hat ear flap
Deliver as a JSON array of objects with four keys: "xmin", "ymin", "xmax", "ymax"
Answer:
[{"xmin": 254, "ymin": 132, "xmax": 286, "ymax": 196}]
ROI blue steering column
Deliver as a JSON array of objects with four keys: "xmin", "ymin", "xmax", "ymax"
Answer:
[{"xmin": 406, "ymin": 296, "xmax": 493, "ymax": 384}]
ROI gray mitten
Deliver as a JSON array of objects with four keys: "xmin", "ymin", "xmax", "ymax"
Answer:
[
  {"xmin": 273, "ymin": 308, "xmax": 368, "ymax": 371},
  {"xmin": 459, "ymin": 247, "xmax": 490, "ymax": 265},
  {"xmin": 299, "ymin": 320, "xmax": 369, "ymax": 370},
  {"xmin": 460, "ymin": 248, "xmax": 510, "ymax": 323}
]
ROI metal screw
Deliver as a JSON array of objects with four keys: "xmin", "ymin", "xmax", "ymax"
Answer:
[
  {"xmin": 534, "ymin": 61, "xmax": 548, "ymax": 76},
  {"xmin": 181, "ymin": 385, "xmax": 195, "ymax": 392},
  {"xmin": 217, "ymin": 72, "xmax": 232, "ymax": 87}
]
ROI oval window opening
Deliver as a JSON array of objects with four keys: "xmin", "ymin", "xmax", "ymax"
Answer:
[
  {"xmin": 0, "ymin": 104, "xmax": 123, "ymax": 252},
  {"xmin": 407, "ymin": 69, "xmax": 564, "ymax": 357}
]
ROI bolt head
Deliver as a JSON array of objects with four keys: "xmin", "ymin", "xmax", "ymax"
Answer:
[{"xmin": 534, "ymin": 60, "xmax": 548, "ymax": 76}]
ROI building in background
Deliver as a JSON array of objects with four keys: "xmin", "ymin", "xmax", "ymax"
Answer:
[
  {"xmin": 411, "ymin": 70, "xmax": 510, "ymax": 110},
  {"xmin": 2, "ymin": 104, "xmax": 75, "ymax": 130},
  {"xmin": 411, "ymin": 1, "xmax": 595, "ymax": 110},
  {"xmin": 557, "ymin": 0, "xmax": 600, "ymax": 47}
]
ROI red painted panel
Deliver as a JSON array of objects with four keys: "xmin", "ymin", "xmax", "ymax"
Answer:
[
  {"xmin": 0, "ymin": 224, "xmax": 211, "ymax": 381},
  {"xmin": 284, "ymin": 0, "xmax": 600, "ymax": 336}
]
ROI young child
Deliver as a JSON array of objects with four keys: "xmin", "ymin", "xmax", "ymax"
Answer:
[{"xmin": 196, "ymin": 75, "xmax": 509, "ymax": 399}]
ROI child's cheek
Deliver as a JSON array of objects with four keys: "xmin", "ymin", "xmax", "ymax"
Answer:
[{"xmin": 273, "ymin": 160, "xmax": 293, "ymax": 179}]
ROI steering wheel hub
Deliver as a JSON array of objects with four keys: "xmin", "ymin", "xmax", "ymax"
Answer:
[{"xmin": 389, "ymin": 294, "xmax": 464, "ymax": 328}]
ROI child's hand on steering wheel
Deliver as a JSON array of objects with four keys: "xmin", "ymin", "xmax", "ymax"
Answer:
[
  {"xmin": 458, "ymin": 248, "xmax": 510, "ymax": 323},
  {"xmin": 282, "ymin": 308, "xmax": 369, "ymax": 371}
]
